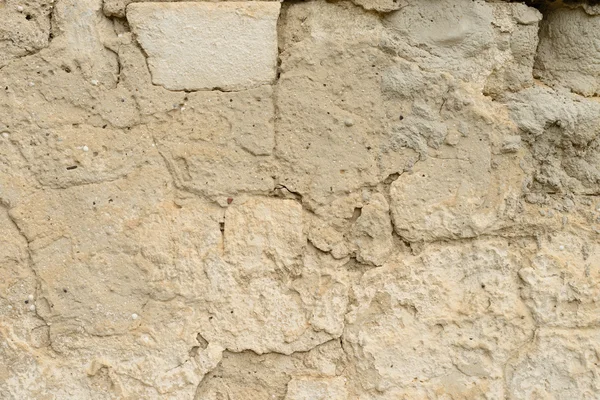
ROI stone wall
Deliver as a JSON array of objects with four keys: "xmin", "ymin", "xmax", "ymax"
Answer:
[{"xmin": 1, "ymin": 0, "xmax": 600, "ymax": 398}]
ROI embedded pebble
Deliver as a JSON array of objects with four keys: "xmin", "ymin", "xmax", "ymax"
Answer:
[
  {"xmin": 82, "ymin": 145, "xmax": 89, "ymax": 152},
  {"xmin": 131, "ymin": 313, "xmax": 138, "ymax": 320}
]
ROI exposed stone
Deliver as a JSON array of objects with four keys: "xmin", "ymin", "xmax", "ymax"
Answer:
[
  {"xmin": 535, "ymin": 6, "xmax": 600, "ymax": 97},
  {"xmin": 147, "ymin": 86, "xmax": 277, "ymax": 199},
  {"xmin": 519, "ymin": 231, "xmax": 600, "ymax": 328},
  {"xmin": 285, "ymin": 376, "xmax": 348, "ymax": 400},
  {"xmin": 344, "ymin": 240, "xmax": 534, "ymax": 397},
  {"xmin": 507, "ymin": 328, "xmax": 600, "ymax": 399},
  {"xmin": 350, "ymin": 0, "xmax": 407, "ymax": 13},
  {"xmin": 382, "ymin": 0, "xmax": 541, "ymax": 90},
  {"xmin": 127, "ymin": 2, "xmax": 280, "ymax": 91},
  {"xmin": 2, "ymin": 0, "xmax": 600, "ymax": 397},
  {"xmin": 503, "ymin": 86, "xmax": 600, "ymax": 195},
  {"xmin": 0, "ymin": 0, "xmax": 52, "ymax": 68},
  {"xmin": 224, "ymin": 197, "xmax": 304, "ymax": 276},
  {"xmin": 350, "ymin": 193, "xmax": 393, "ymax": 266}
]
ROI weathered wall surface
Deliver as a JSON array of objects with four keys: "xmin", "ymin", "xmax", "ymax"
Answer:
[{"xmin": 1, "ymin": 0, "xmax": 600, "ymax": 398}]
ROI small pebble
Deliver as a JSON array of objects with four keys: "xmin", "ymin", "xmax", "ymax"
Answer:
[
  {"xmin": 29, "ymin": 305, "xmax": 36, "ymax": 311},
  {"xmin": 131, "ymin": 313, "xmax": 138, "ymax": 320},
  {"xmin": 82, "ymin": 145, "xmax": 89, "ymax": 152},
  {"xmin": 28, "ymin": 294, "xmax": 34, "ymax": 301},
  {"xmin": 2, "ymin": 132, "xmax": 8, "ymax": 139},
  {"xmin": 17, "ymin": 5, "xmax": 23, "ymax": 12},
  {"xmin": 344, "ymin": 119, "xmax": 354, "ymax": 127},
  {"xmin": 91, "ymin": 79, "xmax": 99, "ymax": 86},
  {"xmin": 564, "ymin": 198, "xmax": 574, "ymax": 209},
  {"xmin": 28, "ymin": 82, "xmax": 35, "ymax": 87},
  {"xmin": 559, "ymin": 245, "xmax": 565, "ymax": 251}
]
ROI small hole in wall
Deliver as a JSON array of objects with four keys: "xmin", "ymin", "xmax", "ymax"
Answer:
[
  {"xmin": 25, "ymin": 14, "xmax": 32, "ymax": 20},
  {"xmin": 189, "ymin": 346, "xmax": 200, "ymax": 357},
  {"xmin": 219, "ymin": 222, "xmax": 225, "ymax": 232},
  {"xmin": 399, "ymin": 115, "xmax": 404, "ymax": 121},
  {"xmin": 350, "ymin": 207, "xmax": 362, "ymax": 223}
]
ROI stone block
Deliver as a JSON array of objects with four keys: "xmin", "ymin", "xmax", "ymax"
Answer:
[
  {"xmin": 127, "ymin": 2, "xmax": 280, "ymax": 91},
  {"xmin": 535, "ymin": 7, "xmax": 600, "ymax": 97}
]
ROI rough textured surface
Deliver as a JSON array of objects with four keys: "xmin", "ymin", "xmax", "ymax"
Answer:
[
  {"xmin": 1, "ymin": 0, "xmax": 600, "ymax": 398},
  {"xmin": 535, "ymin": 5, "xmax": 600, "ymax": 97}
]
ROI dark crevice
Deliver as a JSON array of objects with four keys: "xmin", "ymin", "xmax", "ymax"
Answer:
[{"xmin": 517, "ymin": 0, "xmax": 600, "ymax": 12}]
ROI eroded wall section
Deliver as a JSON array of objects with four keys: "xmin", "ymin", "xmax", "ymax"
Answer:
[{"xmin": 1, "ymin": 0, "xmax": 600, "ymax": 398}]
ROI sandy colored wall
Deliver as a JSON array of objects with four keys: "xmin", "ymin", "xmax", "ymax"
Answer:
[{"xmin": 1, "ymin": 0, "xmax": 600, "ymax": 398}]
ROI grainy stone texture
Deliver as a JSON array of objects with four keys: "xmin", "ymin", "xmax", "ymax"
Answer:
[
  {"xmin": 1, "ymin": 0, "xmax": 600, "ymax": 398},
  {"xmin": 535, "ymin": 5, "xmax": 600, "ymax": 97},
  {"xmin": 127, "ymin": 2, "xmax": 280, "ymax": 91}
]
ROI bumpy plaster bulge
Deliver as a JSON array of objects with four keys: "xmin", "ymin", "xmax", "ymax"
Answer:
[{"xmin": 1, "ymin": 0, "xmax": 600, "ymax": 398}]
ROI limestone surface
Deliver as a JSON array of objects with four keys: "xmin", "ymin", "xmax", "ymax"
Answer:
[
  {"xmin": 535, "ymin": 5, "xmax": 600, "ymax": 97},
  {"xmin": 2, "ymin": 0, "xmax": 600, "ymax": 398},
  {"xmin": 127, "ymin": 2, "xmax": 280, "ymax": 91}
]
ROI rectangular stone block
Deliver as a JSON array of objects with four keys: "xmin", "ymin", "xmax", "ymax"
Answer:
[{"xmin": 127, "ymin": 2, "xmax": 280, "ymax": 91}]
